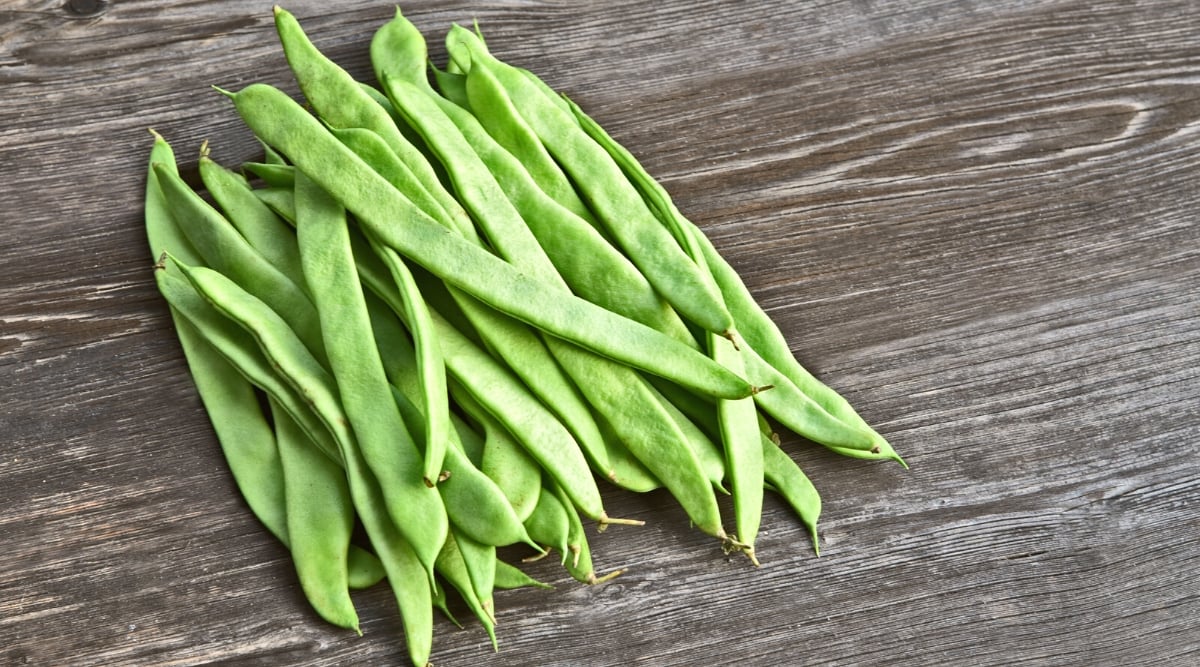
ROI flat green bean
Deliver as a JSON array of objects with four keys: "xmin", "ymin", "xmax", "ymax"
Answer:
[
  {"xmin": 346, "ymin": 224, "xmax": 605, "ymax": 519},
  {"xmin": 223, "ymin": 82, "xmax": 757, "ymax": 400},
  {"xmin": 259, "ymin": 139, "xmax": 288, "ymax": 166},
  {"xmin": 691, "ymin": 217, "xmax": 904, "ymax": 464},
  {"xmin": 294, "ymin": 171, "xmax": 448, "ymax": 576},
  {"xmin": 647, "ymin": 381, "xmax": 728, "ymax": 493},
  {"xmin": 553, "ymin": 481, "xmax": 622, "ymax": 585},
  {"xmin": 493, "ymin": 558, "xmax": 552, "ymax": 591},
  {"xmin": 368, "ymin": 236, "xmax": 449, "ymax": 487},
  {"xmin": 453, "ymin": 531, "xmax": 499, "ymax": 627},
  {"xmin": 153, "ymin": 163, "xmax": 327, "ymax": 367},
  {"xmin": 596, "ymin": 413, "xmax": 662, "ymax": 493},
  {"xmin": 155, "ymin": 268, "xmax": 384, "ymax": 589},
  {"xmin": 270, "ymin": 398, "xmax": 360, "ymax": 633},
  {"xmin": 473, "ymin": 393, "xmax": 543, "ymax": 523},
  {"xmin": 242, "ymin": 161, "xmax": 296, "ymax": 189},
  {"xmin": 435, "ymin": 32, "xmax": 596, "ymax": 226},
  {"xmin": 198, "ymin": 150, "xmax": 303, "ymax": 283},
  {"xmin": 761, "ymin": 437, "xmax": 821, "ymax": 555},
  {"xmin": 329, "ymin": 125, "xmax": 475, "ymax": 240},
  {"xmin": 254, "ymin": 186, "xmax": 296, "ymax": 224},
  {"xmin": 522, "ymin": 478, "xmax": 570, "ymax": 560},
  {"xmin": 711, "ymin": 334, "xmax": 764, "ymax": 564},
  {"xmin": 274, "ymin": 7, "xmax": 468, "ymax": 239},
  {"xmin": 445, "ymin": 26, "xmax": 735, "ymax": 338},
  {"xmin": 374, "ymin": 46, "xmax": 694, "ymax": 347},
  {"xmin": 434, "ymin": 531, "xmax": 496, "ymax": 646}
]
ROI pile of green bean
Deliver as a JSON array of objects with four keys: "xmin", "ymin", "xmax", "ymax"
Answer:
[{"xmin": 144, "ymin": 7, "xmax": 903, "ymax": 665}]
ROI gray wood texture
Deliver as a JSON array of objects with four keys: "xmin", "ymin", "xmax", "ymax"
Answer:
[{"xmin": 2, "ymin": 0, "xmax": 1198, "ymax": 665}]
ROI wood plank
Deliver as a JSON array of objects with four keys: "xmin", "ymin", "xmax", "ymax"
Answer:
[{"xmin": 1, "ymin": 0, "xmax": 1198, "ymax": 665}]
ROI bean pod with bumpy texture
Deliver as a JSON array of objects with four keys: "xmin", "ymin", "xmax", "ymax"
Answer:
[
  {"xmin": 445, "ymin": 26, "xmax": 735, "ymax": 338},
  {"xmin": 270, "ymin": 398, "xmax": 361, "ymax": 633},
  {"xmin": 293, "ymin": 171, "xmax": 448, "ymax": 577},
  {"xmin": 221, "ymin": 82, "xmax": 757, "ymax": 401}
]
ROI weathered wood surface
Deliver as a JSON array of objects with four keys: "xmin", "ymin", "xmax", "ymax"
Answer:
[{"xmin": 2, "ymin": 0, "xmax": 1198, "ymax": 664}]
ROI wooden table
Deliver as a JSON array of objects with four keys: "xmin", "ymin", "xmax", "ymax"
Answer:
[{"xmin": 3, "ymin": 1, "xmax": 1197, "ymax": 665}]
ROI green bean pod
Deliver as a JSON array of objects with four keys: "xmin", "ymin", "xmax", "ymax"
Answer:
[
  {"xmin": 198, "ymin": 152, "xmax": 303, "ymax": 283},
  {"xmin": 152, "ymin": 163, "xmax": 327, "ymax": 367},
  {"xmin": 353, "ymin": 464, "xmax": 436, "ymax": 667},
  {"xmin": 711, "ymin": 334, "xmax": 765, "ymax": 563},
  {"xmin": 376, "ymin": 56, "xmax": 694, "ymax": 348},
  {"xmin": 647, "ymin": 381, "xmax": 728, "ymax": 493},
  {"xmin": 553, "ymin": 482, "xmax": 622, "ymax": 585},
  {"xmin": 692, "ymin": 218, "xmax": 903, "ymax": 463},
  {"xmin": 369, "ymin": 11, "xmax": 595, "ymax": 227},
  {"xmin": 369, "ymin": 237, "xmax": 450, "ymax": 487},
  {"xmin": 453, "ymin": 532, "xmax": 499, "ymax": 627},
  {"xmin": 522, "ymin": 479, "xmax": 570, "ymax": 560},
  {"xmin": 562, "ymin": 90, "xmax": 901, "ymax": 462},
  {"xmin": 260, "ymin": 139, "xmax": 288, "ymax": 165},
  {"xmin": 222, "ymin": 82, "xmax": 756, "ymax": 400},
  {"xmin": 154, "ymin": 267, "xmax": 384, "ymax": 590},
  {"xmin": 449, "ymin": 293, "xmax": 614, "ymax": 480},
  {"xmin": 597, "ymin": 413, "xmax": 662, "ymax": 493},
  {"xmin": 439, "ymin": 439, "xmax": 537, "ymax": 550},
  {"xmin": 254, "ymin": 186, "xmax": 297, "ymax": 223},
  {"xmin": 461, "ymin": 61, "xmax": 598, "ymax": 226},
  {"xmin": 242, "ymin": 161, "xmax": 297, "ymax": 189},
  {"xmin": 273, "ymin": 6, "xmax": 465, "ymax": 233},
  {"xmin": 328, "ymin": 125, "xmax": 475, "ymax": 240},
  {"xmin": 450, "ymin": 413, "xmax": 485, "ymax": 467},
  {"xmin": 347, "ymin": 226, "xmax": 606, "ymax": 519},
  {"xmin": 762, "ymin": 437, "xmax": 822, "ymax": 555},
  {"xmin": 552, "ymin": 342, "xmax": 725, "ymax": 539},
  {"xmin": 473, "ymin": 395, "xmax": 543, "ymax": 523},
  {"xmin": 494, "ymin": 559, "xmax": 553, "ymax": 591},
  {"xmin": 269, "ymin": 398, "xmax": 361, "ymax": 633},
  {"xmin": 431, "ymin": 64, "xmax": 471, "ymax": 109},
  {"xmin": 434, "ymin": 531, "xmax": 496, "ymax": 647},
  {"xmin": 294, "ymin": 171, "xmax": 448, "ymax": 576},
  {"xmin": 445, "ymin": 26, "xmax": 735, "ymax": 338}
]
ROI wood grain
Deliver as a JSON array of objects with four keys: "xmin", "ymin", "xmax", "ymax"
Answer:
[{"xmin": 2, "ymin": 0, "xmax": 1198, "ymax": 665}]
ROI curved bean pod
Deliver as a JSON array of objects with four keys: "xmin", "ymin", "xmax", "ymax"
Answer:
[
  {"xmin": 762, "ymin": 437, "xmax": 822, "ymax": 555},
  {"xmin": 553, "ymin": 482, "xmax": 622, "ymax": 585},
  {"xmin": 270, "ymin": 398, "xmax": 360, "ymax": 633},
  {"xmin": 522, "ymin": 479, "xmax": 570, "ymax": 561},
  {"xmin": 434, "ymin": 531, "xmax": 496, "ymax": 647},
  {"xmin": 154, "ymin": 264, "xmax": 340, "ymax": 465},
  {"xmin": 242, "ymin": 161, "xmax": 296, "ymax": 189},
  {"xmin": 152, "ymin": 163, "xmax": 326, "ymax": 367},
  {"xmin": 294, "ymin": 171, "xmax": 448, "ymax": 575},
  {"xmin": 328, "ymin": 125, "xmax": 474, "ymax": 240},
  {"xmin": 376, "ymin": 58, "xmax": 694, "ymax": 348},
  {"xmin": 472, "ymin": 393, "xmax": 543, "ymax": 523},
  {"xmin": 347, "ymin": 224, "xmax": 606, "ymax": 518},
  {"xmin": 597, "ymin": 413, "xmax": 662, "ymax": 493},
  {"xmin": 692, "ymin": 217, "xmax": 904, "ymax": 464},
  {"xmin": 222, "ymin": 82, "xmax": 756, "ymax": 400},
  {"xmin": 445, "ymin": 26, "xmax": 735, "ymax": 338},
  {"xmin": 253, "ymin": 186, "xmax": 296, "ymax": 224},
  {"xmin": 493, "ymin": 558, "xmax": 552, "ymax": 591},
  {"xmin": 198, "ymin": 152, "xmax": 303, "ymax": 283},
  {"xmin": 710, "ymin": 334, "xmax": 764, "ymax": 564},
  {"xmin": 552, "ymin": 340, "xmax": 725, "ymax": 539},
  {"xmin": 154, "ymin": 267, "xmax": 384, "ymax": 588},
  {"xmin": 453, "ymin": 532, "xmax": 499, "ymax": 628},
  {"xmin": 564, "ymin": 91, "xmax": 900, "ymax": 462},
  {"xmin": 273, "ymin": 7, "xmax": 465, "ymax": 240},
  {"xmin": 369, "ymin": 237, "xmax": 450, "ymax": 487}
]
